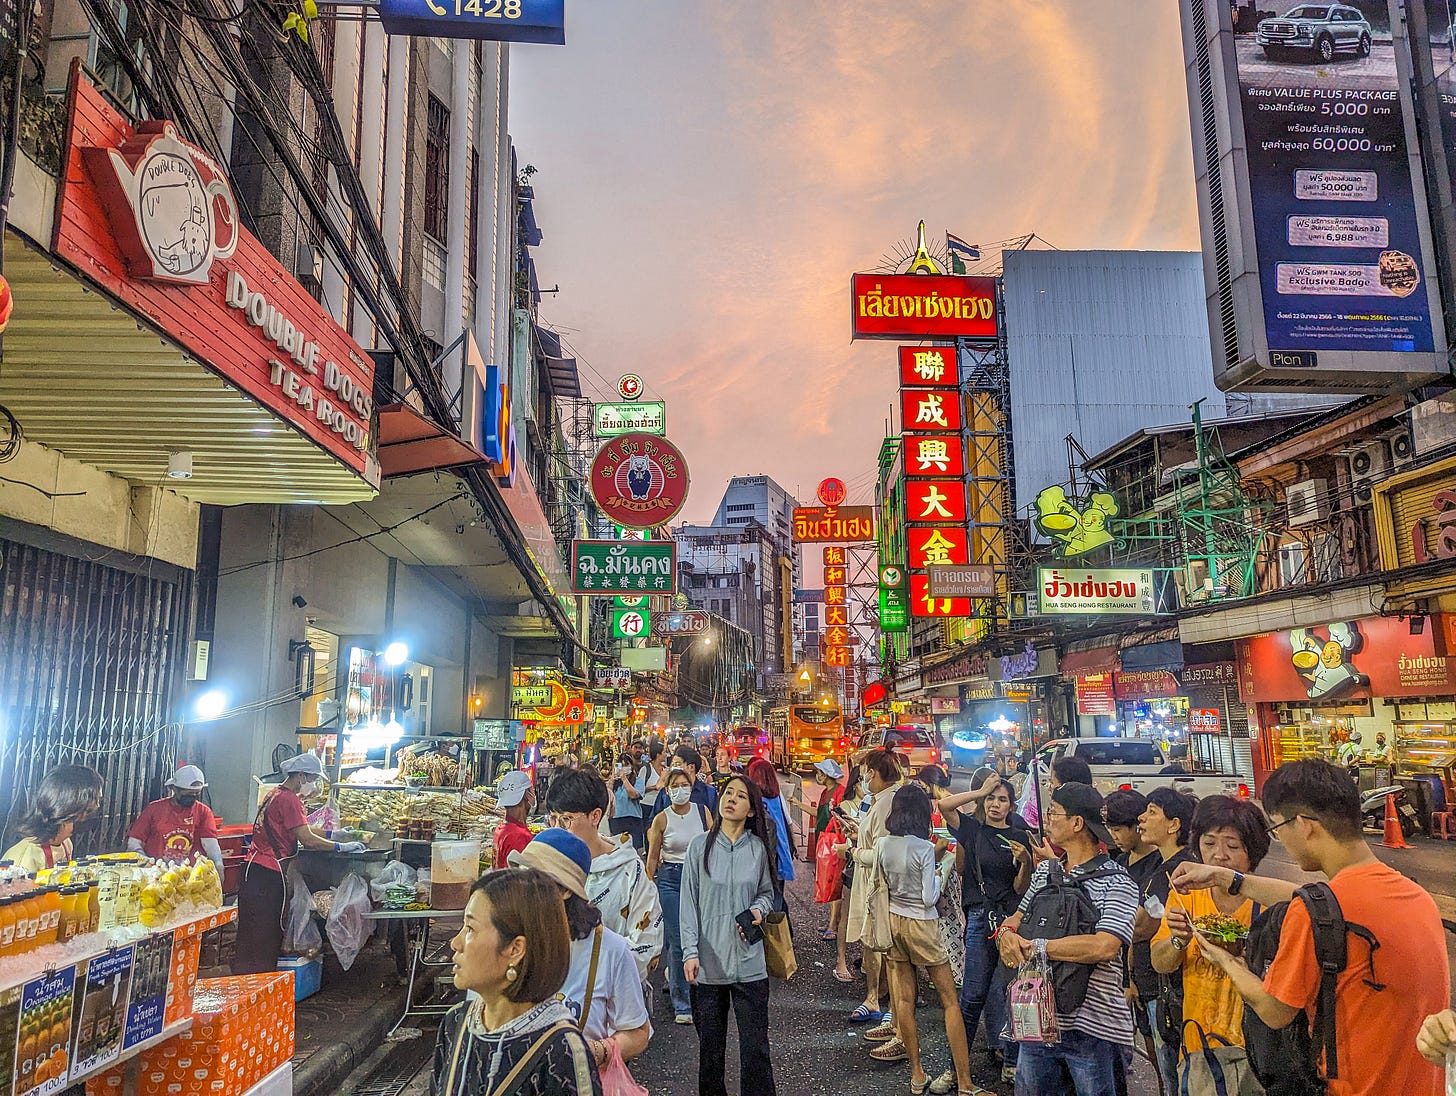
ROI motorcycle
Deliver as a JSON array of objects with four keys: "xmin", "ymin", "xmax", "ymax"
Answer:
[{"xmin": 1360, "ymin": 784, "xmax": 1421, "ymax": 838}]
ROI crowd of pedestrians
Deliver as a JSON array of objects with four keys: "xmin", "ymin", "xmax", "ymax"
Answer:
[{"xmin": 431, "ymin": 737, "xmax": 1455, "ymax": 1096}]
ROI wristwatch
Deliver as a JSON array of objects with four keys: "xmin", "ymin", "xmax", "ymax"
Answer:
[
  {"xmin": 1170, "ymin": 935, "xmax": 1187, "ymax": 951},
  {"xmin": 1228, "ymin": 870, "xmax": 1246, "ymax": 896}
]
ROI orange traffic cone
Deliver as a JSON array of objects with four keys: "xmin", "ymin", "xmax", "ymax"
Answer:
[{"xmin": 1380, "ymin": 793, "xmax": 1410, "ymax": 849}]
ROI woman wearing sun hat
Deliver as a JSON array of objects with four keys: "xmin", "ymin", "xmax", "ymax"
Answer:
[{"xmin": 510, "ymin": 828, "xmax": 653, "ymax": 1070}]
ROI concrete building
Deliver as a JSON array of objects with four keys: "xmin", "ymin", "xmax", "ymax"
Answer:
[{"xmin": 711, "ymin": 475, "xmax": 802, "ymax": 588}]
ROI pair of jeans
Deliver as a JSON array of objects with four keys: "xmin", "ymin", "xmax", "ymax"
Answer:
[
  {"xmin": 656, "ymin": 862, "xmax": 691, "ymax": 1016},
  {"xmin": 959, "ymin": 907, "xmax": 1016, "ymax": 1064},
  {"xmin": 1015, "ymin": 1028, "xmax": 1120, "ymax": 1096},
  {"xmin": 609, "ymin": 814, "xmax": 645, "ymax": 850},
  {"xmin": 1145, "ymin": 999, "xmax": 1179, "ymax": 1096},
  {"xmin": 691, "ymin": 979, "xmax": 776, "ymax": 1096}
]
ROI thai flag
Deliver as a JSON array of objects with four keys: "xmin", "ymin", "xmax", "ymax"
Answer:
[{"xmin": 945, "ymin": 232, "xmax": 980, "ymax": 273}]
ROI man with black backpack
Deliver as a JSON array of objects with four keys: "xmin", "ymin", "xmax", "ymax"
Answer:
[
  {"xmin": 997, "ymin": 782, "xmax": 1139, "ymax": 1095},
  {"xmin": 1172, "ymin": 759, "xmax": 1449, "ymax": 1096}
]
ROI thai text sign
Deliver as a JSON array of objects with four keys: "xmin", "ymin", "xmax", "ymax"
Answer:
[
  {"xmin": 1190, "ymin": 709, "xmax": 1221, "ymax": 734},
  {"xmin": 926, "ymin": 564, "xmax": 995, "ymax": 599},
  {"xmin": 592, "ymin": 667, "xmax": 632, "ymax": 689},
  {"xmin": 1237, "ymin": 614, "xmax": 1456, "ymax": 702},
  {"xmin": 593, "ymin": 401, "xmax": 666, "ymax": 438},
  {"xmin": 589, "ymin": 433, "xmax": 690, "ymax": 529},
  {"xmin": 378, "ymin": 0, "xmax": 566, "ymax": 43},
  {"xmin": 570, "ymin": 540, "xmax": 677, "ymax": 594},
  {"xmin": 1039, "ymin": 568, "xmax": 1155, "ymax": 615},
  {"xmin": 930, "ymin": 697, "xmax": 962, "ymax": 715},
  {"xmin": 851, "ymin": 273, "xmax": 998, "ymax": 340},
  {"xmin": 910, "ymin": 573, "xmax": 972, "ymax": 618},
  {"xmin": 655, "ymin": 611, "xmax": 709, "ymax": 635},
  {"xmin": 880, "ymin": 564, "xmax": 909, "ymax": 633},
  {"xmin": 792, "ymin": 506, "xmax": 875, "ymax": 542},
  {"xmin": 1076, "ymin": 674, "xmax": 1116, "ymax": 716}
]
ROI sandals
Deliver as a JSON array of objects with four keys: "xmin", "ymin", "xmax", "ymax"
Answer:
[
  {"xmin": 847, "ymin": 1004, "xmax": 882, "ymax": 1023},
  {"xmin": 910, "ymin": 1077, "xmax": 929, "ymax": 1095},
  {"xmin": 833, "ymin": 969, "xmax": 854, "ymax": 983},
  {"xmin": 869, "ymin": 1036, "xmax": 908, "ymax": 1062},
  {"xmin": 928, "ymin": 1071, "xmax": 956, "ymax": 1095}
]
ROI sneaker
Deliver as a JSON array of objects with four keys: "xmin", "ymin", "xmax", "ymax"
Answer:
[
  {"xmin": 868, "ymin": 1036, "xmax": 908, "ymax": 1062},
  {"xmin": 863, "ymin": 1018, "xmax": 897, "ymax": 1042},
  {"xmin": 928, "ymin": 1069, "xmax": 956, "ymax": 1094},
  {"xmin": 674, "ymin": 1013, "xmax": 693, "ymax": 1025}
]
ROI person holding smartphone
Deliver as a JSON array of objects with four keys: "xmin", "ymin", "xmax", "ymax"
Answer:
[{"xmin": 680, "ymin": 775, "xmax": 778, "ymax": 1096}]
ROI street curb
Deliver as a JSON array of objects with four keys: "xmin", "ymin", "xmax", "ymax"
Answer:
[{"xmin": 292, "ymin": 988, "xmax": 408, "ymax": 1096}]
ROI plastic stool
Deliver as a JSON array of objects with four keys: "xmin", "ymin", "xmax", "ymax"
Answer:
[{"xmin": 1432, "ymin": 811, "xmax": 1456, "ymax": 840}]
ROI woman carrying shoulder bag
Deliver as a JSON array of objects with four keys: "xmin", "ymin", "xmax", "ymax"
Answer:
[{"xmin": 433, "ymin": 869, "xmax": 600, "ymax": 1096}]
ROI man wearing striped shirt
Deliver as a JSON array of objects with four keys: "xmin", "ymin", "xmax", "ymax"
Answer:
[{"xmin": 997, "ymin": 782, "xmax": 1138, "ymax": 1095}]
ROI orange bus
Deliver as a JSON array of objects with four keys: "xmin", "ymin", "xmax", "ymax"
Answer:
[{"xmin": 769, "ymin": 704, "xmax": 847, "ymax": 773}]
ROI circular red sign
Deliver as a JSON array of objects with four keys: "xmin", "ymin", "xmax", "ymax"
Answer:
[
  {"xmin": 617, "ymin": 374, "xmax": 644, "ymax": 401},
  {"xmin": 817, "ymin": 478, "xmax": 848, "ymax": 507},
  {"xmin": 590, "ymin": 433, "xmax": 691, "ymax": 529}
]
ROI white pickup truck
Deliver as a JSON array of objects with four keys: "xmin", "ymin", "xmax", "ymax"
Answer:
[{"xmin": 1029, "ymin": 737, "xmax": 1251, "ymax": 806}]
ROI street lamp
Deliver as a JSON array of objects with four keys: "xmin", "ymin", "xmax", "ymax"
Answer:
[
  {"xmin": 383, "ymin": 641, "xmax": 409, "ymax": 667},
  {"xmin": 194, "ymin": 690, "xmax": 228, "ymax": 721}
]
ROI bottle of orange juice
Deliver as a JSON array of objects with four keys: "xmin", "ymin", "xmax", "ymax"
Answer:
[
  {"xmin": 37, "ymin": 888, "xmax": 61, "ymax": 947},
  {"xmin": 13, "ymin": 891, "xmax": 37, "ymax": 955},
  {"xmin": 0, "ymin": 896, "xmax": 16, "ymax": 957}
]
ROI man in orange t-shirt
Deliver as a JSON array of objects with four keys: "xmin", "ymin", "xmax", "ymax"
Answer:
[{"xmin": 1172, "ymin": 759, "xmax": 1447, "ymax": 1096}]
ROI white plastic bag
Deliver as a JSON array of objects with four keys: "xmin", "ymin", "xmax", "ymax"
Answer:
[
  {"xmin": 326, "ymin": 872, "xmax": 373, "ymax": 971},
  {"xmin": 368, "ymin": 860, "xmax": 417, "ymax": 905},
  {"xmin": 283, "ymin": 865, "xmax": 322, "ymax": 954}
]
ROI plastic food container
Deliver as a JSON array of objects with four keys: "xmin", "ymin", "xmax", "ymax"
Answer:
[{"xmin": 430, "ymin": 840, "xmax": 480, "ymax": 910}]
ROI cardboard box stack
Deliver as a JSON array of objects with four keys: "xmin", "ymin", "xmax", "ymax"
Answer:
[{"xmin": 86, "ymin": 974, "xmax": 294, "ymax": 1096}]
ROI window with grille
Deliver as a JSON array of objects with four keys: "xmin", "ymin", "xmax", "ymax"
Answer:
[{"xmin": 424, "ymin": 95, "xmax": 450, "ymax": 243}]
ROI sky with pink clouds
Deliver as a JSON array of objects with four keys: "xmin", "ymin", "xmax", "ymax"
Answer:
[{"xmin": 509, "ymin": 2, "xmax": 1202, "ymax": 523}]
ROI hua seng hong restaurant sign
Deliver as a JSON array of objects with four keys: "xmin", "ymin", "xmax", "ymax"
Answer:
[
  {"xmin": 1237, "ymin": 614, "xmax": 1456, "ymax": 703},
  {"xmin": 53, "ymin": 73, "xmax": 377, "ymax": 485}
]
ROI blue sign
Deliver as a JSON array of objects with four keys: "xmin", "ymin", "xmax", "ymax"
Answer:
[{"xmin": 379, "ymin": 0, "xmax": 565, "ymax": 44}]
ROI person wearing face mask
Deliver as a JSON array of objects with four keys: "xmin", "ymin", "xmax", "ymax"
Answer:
[
  {"xmin": 3, "ymin": 764, "xmax": 104, "ymax": 873},
  {"xmin": 646, "ymin": 768, "xmax": 712, "ymax": 1025},
  {"xmin": 126, "ymin": 765, "xmax": 224, "ymax": 875},
  {"xmin": 233, "ymin": 752, "xmax": 365, "ymax": 975}
]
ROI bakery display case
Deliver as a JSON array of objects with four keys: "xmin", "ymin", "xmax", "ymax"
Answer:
[
  {"xmin": 1393, "ymin": 722, "xmax": 1456, "ymax": 786},
  {"xmin": 1268, "ymin": 720, "xmax": 1331, "ymax": 767}
]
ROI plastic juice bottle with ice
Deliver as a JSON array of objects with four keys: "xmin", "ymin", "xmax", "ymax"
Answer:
[
  {"xmin": 13, "ymin": 891, "xmax": 37, "ymax": 955},
  {"xmin": 0, "ymin": 896, "xmax": 16, "ymax": 957},
  {"xmin": 85, "ymin": 881, "xmax": 100, "ymax": 934},
  {"xmin": 61, "ymin": 886, "xmax": 84, "ymax": 942},
  {"xmin": 39, "ymin": 888, "xmax": 61, "ymax": 946},
  {"xmin": 95, "ymin": 863, "xmax": 120, "ymax": 931}
]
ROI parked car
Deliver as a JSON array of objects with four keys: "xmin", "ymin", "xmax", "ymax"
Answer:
[
  {"xmin": 729, "ymin": 726, "xmax": 772, "ymax": 763},
  {"xmin": 1257, "ymin": 5, "xmax": 1372, "ymax": 62},
  {"xmin": 854, "ymin": 725, "xmax": 946, "ymax": 772},
  {"xmin": 1027, "ymin": 737, "xmax": 1250, "ymax": 809}
]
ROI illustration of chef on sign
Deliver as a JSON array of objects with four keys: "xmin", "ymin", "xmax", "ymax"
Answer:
[{"xmin": 1288, "ymin": 621, "xmax": 1370, "ymax": 700}]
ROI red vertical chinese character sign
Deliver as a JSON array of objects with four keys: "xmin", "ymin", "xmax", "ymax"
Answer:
[
  {"xmin": 899, "ymin": 346, "xmax": 971, "ymax": 617},
  {"xmin": 823, "ymin": 545, "xmax": 851, "ymax": 664}
]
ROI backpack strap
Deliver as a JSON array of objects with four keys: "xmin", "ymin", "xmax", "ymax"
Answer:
[
  {"xmin": 486, "ymin": 1021, "xmax": 579, "ymax": 1096},
  {"xmin": 1296, "ymin": 882, "xmax": 1347, "ymax": 1079}
]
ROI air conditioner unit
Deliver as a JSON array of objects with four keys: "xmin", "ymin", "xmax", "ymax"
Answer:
[
  {"xmin": 1285, "ymin": 479, "xmax": 1330, "ymax": 527},
  {"xmin": 1387, "ymin": 428, "xmax": 1416, "ymax": 468},
  {"xmin": 1176, "ymin": 560, "xmax": 1215, "ymax": 606},
  {"xmin": 1345, "ymin": 440, "xmax": 1390, "ymax": 503}
]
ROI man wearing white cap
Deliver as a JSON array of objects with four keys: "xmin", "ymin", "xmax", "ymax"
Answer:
[
  {"xmin": 492, "ymin": 770, "xmax": 536, "ymax": 868},
  {"xmin": 128, "ymin": 765, "xmax": 225, "ymax": 875}
]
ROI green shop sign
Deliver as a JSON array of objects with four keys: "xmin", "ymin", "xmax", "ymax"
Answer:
[
  {"xmin": 879, "ymin": 563, "xmax": 909, "ymax": 633},
  {"xmin": 570, "ymin": 540, "xmax": 677, "ymax": 595},
  {"xmin": 594, "ymin": 401, "xmax": 667, "ymax": 438},
  {"xmin": 611, "ymin": 608, "xmax": 651, "ymax": 638}
]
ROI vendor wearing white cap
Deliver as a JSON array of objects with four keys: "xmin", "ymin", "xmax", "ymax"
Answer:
[
  {"xmin": 126, "ymin": 765, "xmax": 224, "ymax": 875},
  {"xmin": 492, "ymin": 770, "xmax": 536, "ymax": 868},
  {"xmin": 233, "ymin": 752, "xmax": 365, "ymax": 975}
]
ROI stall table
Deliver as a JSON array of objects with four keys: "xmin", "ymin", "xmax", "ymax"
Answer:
[{"xmin": 361, "ymin": 909, "xmax": 464, "ymax": 1035}]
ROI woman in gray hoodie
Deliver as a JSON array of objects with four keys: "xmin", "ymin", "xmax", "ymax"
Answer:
[{"xmin": 680, "ymin": 774, "xmax": 778, "ymax": 1096}]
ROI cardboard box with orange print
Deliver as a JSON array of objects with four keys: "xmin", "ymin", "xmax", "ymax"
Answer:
[{"xmin": 86, "ymin": 973, "xmax": 293, "ymax": 1096}]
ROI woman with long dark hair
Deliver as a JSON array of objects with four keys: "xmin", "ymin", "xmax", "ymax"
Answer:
[
  {"xmin": 3, "ymin": 764, "xmax": 104, "ymax": 872},
  {"xmin": 680, "ymin": 775, "xmax": 778, "ymax": 1096},
  {"xmin": 746, "ymin": 757, "xmax": 795, "ymax": 912}
]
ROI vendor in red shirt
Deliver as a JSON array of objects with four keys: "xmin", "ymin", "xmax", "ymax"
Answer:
[
  {"xmin": 232, "ymin": 752, "xmax": 365, "ymax": 975},
  {"xmin": 492, "ymin": 770, "xmax": 536, "ymax": 867},
  {"xmin": 127, "ymin": 765, "xmax": 224, "ymax": 875}
]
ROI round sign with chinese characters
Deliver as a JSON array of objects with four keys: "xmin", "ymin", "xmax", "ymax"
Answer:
[
  {"xmin": 590, "ymin": 433, "xmax": 691, "ymax": 530},
  {"xmin": 817, "ymin": 478, "xmax": 848, "ymax": 507},
  {"xmin": 617, "ymin": 373, "xmax": 645, "ymax": 401}
]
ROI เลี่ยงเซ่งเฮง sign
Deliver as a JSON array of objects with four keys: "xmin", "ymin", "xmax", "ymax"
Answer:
[
  {"xmin": 377, "ymin": 0, "xmax": 565, "ymax": 44},
  {"xmin": 571, "ymin": 540, "xmax": 677, "ymax": 595},
  {"xmin": 850, "ymin": 273, "xmax": 999, "ymax": 340}
]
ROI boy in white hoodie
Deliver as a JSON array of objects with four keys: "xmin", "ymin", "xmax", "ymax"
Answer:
[{"xmin": 546, "ymin": 768, "xmax": 664, "ymax": 979}]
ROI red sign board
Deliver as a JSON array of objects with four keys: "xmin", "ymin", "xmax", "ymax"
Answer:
[
  {"xmin": 851, "ymin": 273, "xmax": 999, "ymax": 340},
  {"xmin": 817, "ymin": 478, "xmax": 848, "ymax": 507},
  {"xmin": 823, "ymin": 546, "xmax": 846, "ymax": 567},
  {"xmin": 825, "ymin": 646, "xmax": 851, "ymax": 668},
  {"xmin": 1190, "ymin": 709, "xmax": 1222, "ymax": 733},
  {"xmin": 792, "ymin": 506, "xmax": 875, "ymax": 542},
  {"xmin": 901, "ymin": 388, "xmax": 962, "ymax": 432},
  {"xmin": 1076, "ymin": 674, "xmax": 1117, "ymax": 716},
  {"xmin": 54, "ymin": 74, "xmax": 378, "ymax": 481},
  {"xmin": 863, "ymin": 682, "xmax": 888, "ymax": 707},
  {"xmin": 898, "ymin": 346, "xmax": 957, "ymax": 387},
  {"xmin": 825, "ymin": 605, "xmax": 849, "ymax": 627},
  {"xmin": 905, "ymin": 479, "xmax": 967, "ymax": 524},
  {"xmin": 909, "ymin": 574, "xmax": 973, "ymax": 617},
  {"xmin": 824, "ymin": 564, "xmax": 848, "ymax": 586},
  {"xmin": 907, "ymin": 526, "xmax": 969, "ymax": 568},
  {"xmin": 903, "ymin": 434, "xmax": 966, "ymax": 477},
  {"xmin": 589, "ymin": 433, "xmax": 691, "ymax": 529},
  {"xmin": 1114, "ymin": 670, "xmax": 1181, "ymax": 701},
  {"xmin": 1237, "ymin": 614, "xmax": 1456, "ymax": 702}
]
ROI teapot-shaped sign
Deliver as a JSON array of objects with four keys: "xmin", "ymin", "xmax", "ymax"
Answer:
[{"xmin": 82, "ymin": 120, "xmax": 239, "ymax": 285}]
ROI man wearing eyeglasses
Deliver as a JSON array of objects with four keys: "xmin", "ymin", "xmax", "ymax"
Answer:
[{"xmin": 1170, "ymin": 759, "xmax": 1448, "ymax": 1096}]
